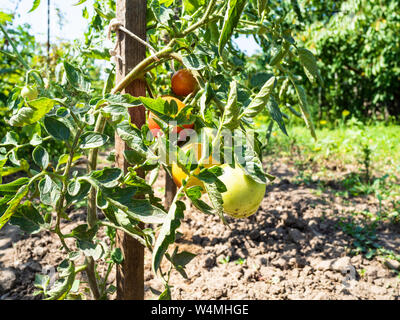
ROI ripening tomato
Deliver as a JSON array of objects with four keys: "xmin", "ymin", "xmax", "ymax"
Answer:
[
  {"xmin": 21, "ymin": 85, "xmax": 38, "ymax": 101},
  {"xmin": 171, "ymin": 142, "xmax": 218, "ymax": 189},
  {"xmin": 148, "ymin": 96, "xmax": 194, "ymax": 137},
  {"xmin": 218, "ymin": 164, "xmax": 266, "ymax": 218},
  {"xmin": 171, "ymin": 69, "xmax": 197, "ymax": 96}
]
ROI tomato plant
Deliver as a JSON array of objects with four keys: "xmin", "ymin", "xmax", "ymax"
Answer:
[{"xmin": 0, "ymin": 0, "xmax": 319, "ymax": 300}]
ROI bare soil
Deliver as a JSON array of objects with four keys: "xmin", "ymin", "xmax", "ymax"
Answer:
[{"xmin": 1, "ymin": 157, "xmax": 399, "ymax": 300}]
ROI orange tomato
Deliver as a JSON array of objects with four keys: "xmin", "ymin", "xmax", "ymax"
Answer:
[
  {"xmin": 171, "ymin": 142, "xmax": 217, "ymax": 189},
  {"xmin": 148, "ymin": 96, "xmax": 194, "ymax": 137}
]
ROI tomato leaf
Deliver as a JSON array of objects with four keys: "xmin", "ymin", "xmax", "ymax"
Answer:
[
  {"xmin": 9, "ymin": 98, "xmax": 58, "ymax": 127},
  {"xmin": 0, "ymin": 184, "xmax": 29, "ymax": 231},
  {"xmin": 222, "ymin": 80, "xmax": 240, "ymax": 130},
  {"xmin": 28, "ymin": 0, "xmax": 41, "ymax": 13},
  {"xmin": 10, "ymin": 201, "xmax": 47, "ymax": 234},
  {"xmin": 63, "ymin": 62, "xmax": 91, "ymax": 93},
  {"xmin": 204, "ymin": 182, "xmax": 227, "ymax": 225},
  {"xmin": 297, "ymin": 48, "xmax": 323, "ymax": 85},
  {"xmin": 218, "ymin": 0, "xmax": 247, "ymax": 56},
  {"xmin": 79, "ymin": 132, "xmax": 109, "ymax": 149},
  {"xmin": 152, "ymin": 200, "xmax": 185, "ymax": 273},
  {"xmin": 292, "ymin": 82, "xmax": 317, "ymax": 140},
  {"xmin": 242, "ymin": 76, "xmax": 275, "ymax": 118},
  {"xmin": 267, "ymin": 97, "xmax": 288, "ymax": 136},
  {"xmin": 32, "ymin": 145, "xmax": 49, "ymax": 169},
  {"xmin": 43, "ymin": 116, "xmax": 71, "ymax": 141}
]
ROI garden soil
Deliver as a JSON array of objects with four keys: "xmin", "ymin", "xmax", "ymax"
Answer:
[{"xmin": 1, "ymin": 157, "xmax": 399, "ymax": 300}]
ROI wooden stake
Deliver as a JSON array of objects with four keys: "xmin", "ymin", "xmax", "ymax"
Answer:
[{"xmin": 115, "ymin": 0, "xmax": 146, "ymax": 300}]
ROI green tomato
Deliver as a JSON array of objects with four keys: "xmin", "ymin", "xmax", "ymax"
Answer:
[
  {"xmin": 21, "ymin": 85, "xmax": 38, "ymax": 101},
  {"xmin": 219, "ymin": 164, "xmax": 266, "ymax": 218}
]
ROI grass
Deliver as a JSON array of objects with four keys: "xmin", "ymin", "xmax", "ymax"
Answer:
[
  {"xmin": 256, "ymin": 118, "xmax": 400, "ymax": 174},
  {"xmin": 255, "ymin": 118, "xmax": 400, "ymax": 270}
]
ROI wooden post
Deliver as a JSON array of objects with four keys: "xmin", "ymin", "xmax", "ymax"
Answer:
[
  {"xmin": 115, "ymin": 0, "xmax": 147, "ymax": 300},
  {"xmin": 164, "ymin": 171, "xmax": 177, "ymax": 208}
]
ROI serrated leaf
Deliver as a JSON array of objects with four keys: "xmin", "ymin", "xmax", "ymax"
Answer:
[
  {"xmin": 218, "ymin": 0, "xmax": 247, "ymax": 56},
  {"xmin": 10, "ymin": 201, "xmax": 46, "ymax": 234},
  {"xmin": 45, "ymin": 260, "xmax": 75, "ymax": 300},
  {"xmin": 222, "ymin": 81, "xmax": 240, "ymax": 130},
  {"xmin": 63, "ymin": 62, "xmax": 91, "ymax": 93},
  {"xmin": 182, "ymin": 54, "xmax": 206, "ymax": 70},
  {"xmin": 297, "ymin": 48, "xmax": 323, "ymax": 85},
  {"xmin": 0, "ymin": 184, "xmax": 29, "ymax": 231},
  {"xmin": 293, "ymin": 83, "xmax": 317, "ymax": 140},
  {"xmin": 267, "ymin": 98, "xmax": 288, "ymax": 136},
  {"xmin": 152, "ymin": 201, "xmax": 185, "ymax": 273},
  {"xmin": 9, "ymin": 98, "xmax": 58, "ymax": 127},
  {"xmin": 204, "ymin": 182, "xmax": 226, "ymax": 224},
  {"xmin": 242, "ymin": 76, "xmax": 275, "ymax": 118}
]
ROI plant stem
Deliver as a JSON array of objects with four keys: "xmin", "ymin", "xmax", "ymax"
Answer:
[
  {"xmin": 177, "ymin": 0, "xmax": 217, "ymax": 37},
  {"xmin": 111, "ymin": 41, "xmax": 176, "ymax": 94}
]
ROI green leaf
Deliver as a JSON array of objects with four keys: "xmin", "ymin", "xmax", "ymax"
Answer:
[
  {"xmin": 257, "ymin": 0, "xmax": 268, "ymax": 16},
  {"xmin": 70, "ymin": 224, "xmax": 98, "ymax": 241},
  {"xmin": 111, "ymin": 247, "xmax": 124, "ymax": 264},
  {"xmin": 9, "ymin": 98, "xmax": 58, "ymax": 127},
  {"xmin": 293, "ymin": 83, "xmax": 317, "ymax": 140},
  {"xmin": 0, "ymin": 184, "xmax": 29, "ymax": 231},
  {"xmin": 267, "ymin": 98, "xmax": 288, "ymax": 136},
  {"xmin": 45, "ymin": 260, "xmax": 75, "ymax": 300},
  {"xmin": 234, "ymin": 139, "xmax": 269, "ymax": 184},
  {"xmin": 183, "ymin": 0, "xmax": 205, "ymax": 14},
  {"xmin": 124, "ymin": 149, "xmax": 147, "ymax": 166},
  {"xmin": 38, "ymin": 176, "xmax": 61, "ymax": 206},
  {"xmin": 28, "ymin": 0, "xmax": 41, "ymax": 13},
  {"xmin": 86, "ymin": 167, "xmax": 123, "ymax": 188},
  {"xmin": 0, "ymin": 131, "xmax": 19, "ymax": 146},
  {"xmin": 167, "ymin": 248, "xmax": 196, "ymax": 279},
  {"xmin": 242, "ymin": 76, "xmax": 275, "ymax": 118},
  {"xmin": 151, "ymin": 0, "xmax": 175, "ymax": 25},
  {"xmin": 73, "ymin": 0, "xmax": 87, "ymax": 5},
  {"xmin": 182, "ymin": 54, "xmax": 206, "ymax": 70},
  {"xmin": 116, "ymin": 121, "xmax": 147, "ymax": 160},
  {"xmin": 222, "ymin": 81, "xmax": 240, "ymax": 130},
  {"xmin": 105, "ymin": 94, "xmax": 141, "ymax": 107},
  {"xmin": 43, "ymin": 116, "xmax": 71, "ymax": 141},
  {"xmin": 63, "ymin": 62, "xmax": 91, "ymax": 93},
  {"xmin": 158, "ymin": 286, "xmax": 171, "ymax": 300},
  {"xmin": 218, "ymin": 0, "xmax": 247, "ymax": 56},
  {"xmin": 0, "ymin": 178, "xmax": 30, "ymax": 195},
  {"xmin": 29, "ymin": 133, "xmax": 43, "ymax": 146},
  {"xmin": 152, "ymin": 200, "xmax": 185, "ymax": 273},
  {"xmin": 185, "ymin": 186, "xmax": 214, "ymax": 215},
  {"xmin": 76, "ymin": 240, "xmax": 103, "ymax": 260},
  {"xmin": 32, "ymin": 146, "xmax": 49, "ymax": 169},
  {"xmin": 79, "ymin": 132, "xmax": 109, "ymax": 149},
  {"xmin": 204, "ymin": 182, "xmax": 226, "ymax": 224},
  {"xmin": 297, "ymin": 48, "xmax": 323, "ymax": 85},
  {"xmin": 10, "ymin": 201, "xmax": 46, "ymax": 234}
]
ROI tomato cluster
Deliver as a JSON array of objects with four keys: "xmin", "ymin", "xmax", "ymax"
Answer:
[
  {"xmin": 147, "ymin": 69, "xmax": 197, "ymax": 138},
  {"xmin": 147, "ymin": 68, "xmax": 265, "ymax": 219}
]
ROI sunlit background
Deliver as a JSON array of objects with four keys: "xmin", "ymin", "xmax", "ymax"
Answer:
[{"xmin": 1, "ymin": 0, "xmax": 262, "ymax": 56}]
